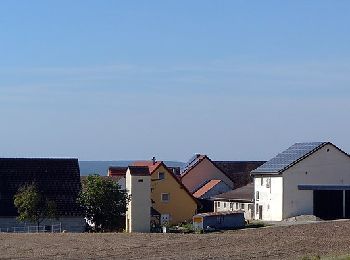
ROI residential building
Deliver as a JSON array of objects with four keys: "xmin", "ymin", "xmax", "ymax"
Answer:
[
  {"xmin": 125, "ymin": 166, "xmax": 151, "ymax": 233},
  {"xmin": 212, "ymin": 183, "xmax": 254, "ymax": 220},
  {"xmin": 107, "ymin": 166, "xmax": 128, "ymax": 190},
  {"xmin": 0, "ymin": 158, "xmax": 85, "ymax": 232},
  {"xmin": 193, "ymin": 180, "xmax": 231, "ymax": 200},
  {"xmin": 181, "ymin": 155, "xmax": 234, "ymax": 193},
  {"xmin": 180, "ymin": 154, "xmax": 264, "ymax": 204},
  {"xmin": 132, "ymin": 160, "xmax": 198, "ymax": 225},
  {"xmin": 251, "ymin": 142, "xmax": 350, "ymax": 221}
]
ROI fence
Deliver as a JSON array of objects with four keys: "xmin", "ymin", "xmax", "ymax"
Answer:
[{"xmin": 0, "ymin": 223, "xmax": 62, "ymax": 233}]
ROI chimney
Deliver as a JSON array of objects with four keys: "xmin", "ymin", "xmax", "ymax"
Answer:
[{"xmin": 152, "ymin": 156, "xmax": 156, "ymax": 165}]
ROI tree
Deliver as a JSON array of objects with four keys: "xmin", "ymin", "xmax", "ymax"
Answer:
[
  {"xmin": 78, "ymin": 175, "xmax": 129, "ymax": 232},
  {"xmin": 14, "ymin": 183, "xmax": 57, "ymax": 229}
]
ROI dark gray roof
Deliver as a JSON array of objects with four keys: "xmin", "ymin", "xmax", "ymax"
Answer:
[
  {"xmin": 214, "ymin": 161, "xmax": 265, "ymax": 188},
  {"xmin": 0, "ymin": 158, "xmax": 82, "ymax": 217},
  {"xmin": 212, "ymin": 183, "xmax": 254, "ymax": 202},
  {"xmin": 251, "ymin": 142, "xmax": 327, "ymax": 174}
]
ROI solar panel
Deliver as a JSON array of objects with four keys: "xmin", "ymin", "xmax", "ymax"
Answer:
[
  {"xmin": 251, "ymin": 142, "xmax": 326, "ymax": 174},
  {"xmin": 181, "ymin": 154, "xmax": 201, "ymax": 174}
]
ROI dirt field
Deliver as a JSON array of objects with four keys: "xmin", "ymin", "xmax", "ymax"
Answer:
[{"xmin": 0, "ymin": 220, "xmax": 350, "ymax": 259}]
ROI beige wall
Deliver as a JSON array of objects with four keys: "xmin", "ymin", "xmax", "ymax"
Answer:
[
  {"xmin": 126, "ymin": 169, "xmax": 151, "ymax": 233},
  {"xmin": 181, "ymin": 158, "xmax": 234, "ymax": 193},
  {"xmin": 151, "ymin": 165, "xmax": 197, "ymax": 225}
]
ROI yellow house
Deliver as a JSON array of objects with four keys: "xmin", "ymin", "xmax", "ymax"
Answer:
[{"xmin": 133, "ymin": 161, "xmax": 198, "ymax": 225}]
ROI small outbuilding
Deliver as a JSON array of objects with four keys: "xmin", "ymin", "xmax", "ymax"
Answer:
[
  {"xmin": 212, "ymin": 183, "xmax": 255, "ymax": 220},
  {"xmin": 192, "ymin": 211, "xmax": 245, "ymax": 231}
]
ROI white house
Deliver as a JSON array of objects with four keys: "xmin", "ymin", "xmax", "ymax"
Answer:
[
  {"xmin": 212, "ymin": 183, "xmax": 254, "ymax": 220},
  {"xmin": 251, "ymin": 142, "xmax": 350, "ymax": 221},
  {"xmin": 125, "ymin": 166, "xmax": 151, "ymax": 233}
]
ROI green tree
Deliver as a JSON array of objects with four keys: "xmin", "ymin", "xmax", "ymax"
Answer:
[
  {"xmin": 14, "ymin": 183, "xmax": 58, "ymax": 228},
  {"xmin": 78, "ymin": 175, "xmax": 129, "ymax": 232}
]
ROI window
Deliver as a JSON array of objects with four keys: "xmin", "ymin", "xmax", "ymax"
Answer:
[
  {"xmin": 230, "ymin": 202, "xmax": 233, "ymax": 209},
  {"xmin": 256, "ymin": 191, "xmax": 260, "ymax": 201},
  {"xmin": 241, "ymin": 203, "xmax": 245, "ymax": 210},
  {"xmin": 266, "ymin": 178, "xmax": 271, "ymax": 188},
  {"xmin": 261, "ymin": 177, "xmax": 264, "ymax": 186},
  {"xmin": 138, "ymin": 179, "xmax": 143, "ymax": 182},
  {"xmin": 236, "ymin": 203, "xmax": 239, "ymax": 210},
  {"xmin": 161, "ymin": 193, "xmax": 170, "ymax": 202},
  {"xmin": 217, "ymin": 201, "xmax": 220, "ymax": 207},
  {"xmin": 224, "ymin": 202, "xmax": 227, "ymax": 208},
  {"xmin": 256, "ymin": 204, "xmax": 259, "ymax": 214},
  {"xmin": 158, "ymin": 172, "xmax": 165, "ymax": 180}
]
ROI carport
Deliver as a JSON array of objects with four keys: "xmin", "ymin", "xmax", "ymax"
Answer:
[{"xmin": 298, "ymin": 185, "xmax": 350, "ymax": 220}]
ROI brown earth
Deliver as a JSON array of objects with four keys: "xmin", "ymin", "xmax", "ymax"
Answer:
[{"xmin": 0, "ymin": 220, "xmax": 350, "ymax": 259}]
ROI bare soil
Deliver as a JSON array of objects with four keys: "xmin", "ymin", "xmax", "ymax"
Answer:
[{"xmin": 0, "ymin": 220, "xmax": 350, "ymax": 259}]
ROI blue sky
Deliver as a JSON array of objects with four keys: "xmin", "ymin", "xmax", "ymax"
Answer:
[{"xmin": 0, "ymin": 1, "xmax": 350, "ymax": 161}]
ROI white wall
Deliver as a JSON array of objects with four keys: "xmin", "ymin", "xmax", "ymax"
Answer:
[
  {"xmin": 126, "ymin": 170, "xmax": 151, "ymax": 233},
  {"xmin": 181, "ymin": 158, "xmax": 234, "ymax": 193},
  {"xmin": 254, "ymin": 176, "xmax": 283, "ymax": 221},
  {"xmin": 214, "ymin": 200, "xmax": 254, "ymax": 220},
  {"xmin": 283, "ymin": 144, "xmax": 350, "ymax": 219}
]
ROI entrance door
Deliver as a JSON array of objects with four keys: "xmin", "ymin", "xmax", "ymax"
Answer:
[
  {"xmin": 314, "ymin": 190, "xmax": 343, "ymax": 220},
  {"xmin": 161, "ymin": 214, "xmax": 170, "ymax": 225},
  {"xmin": 259, "ymin": 205, "xmax": 263, "ymax": 220}
]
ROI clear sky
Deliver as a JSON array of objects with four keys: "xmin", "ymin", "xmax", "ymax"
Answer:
[{"xmin": 1, "ymin": 1, "xmax": 350, "ymax": 161}]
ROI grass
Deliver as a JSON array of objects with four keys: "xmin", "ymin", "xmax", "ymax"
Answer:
[{"xmin": 245, "ymin": 220, "xmax": 268, "ymax": 229}]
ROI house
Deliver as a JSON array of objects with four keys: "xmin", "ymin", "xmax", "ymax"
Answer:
[
  {"xmin": 251, "ymin": 142, "xmax": 350, "ymax": 221},
  {"xmin": 212, "ymin": 183, "xmax": 254, "ymax": 220},
  {"xmin": 107, "ymin": 166, "xmax": 128, "ymax": 190},
  {"xmin": 193, "ymin": 211, "xmax": 245, "ymax": 231},
  {"xmin": 180, "ymin": 154, "xmax": 264, "ymax": 210},
  {"xmin": 132, "ymin": 160, "xmax": 198, "ymax": 225},
  {"xmin": 193, "ymin": 180, "xmax": 231, "ymax": 199},
  {"xmin": 0, "ymin": 158, "xmax": 85, "ymax": 232},
  {"xmin": 125, "ymin": 166, "xmax": 151, "ymax": 233},
  {"xmin": 108, "ymin": 166, "xmax": 127, "ymax": 177},
  {"xmin": 181, "ymin": 155, "xmax": 234, "ymax": 194}
]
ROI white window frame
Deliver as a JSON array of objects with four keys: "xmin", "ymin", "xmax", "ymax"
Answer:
[
  {"xmin": 158, "ymin": 172, "xmax": 165, "ymax": 180},
  {"xmin": 161, "ymin": 193, "xmax": 170, "ymax": 202},
  {"xmin": 256, "ymin": 191, "xmax": 260, "ymax": 201}
]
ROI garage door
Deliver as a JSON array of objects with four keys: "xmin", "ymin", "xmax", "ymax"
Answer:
[
  {"xmin": 313, "ymin": 190, "xmax": 343, "ymax": 220},
  {"xmin": 346, "ymin": 191, "xmax": 350, "ymax": 218}
]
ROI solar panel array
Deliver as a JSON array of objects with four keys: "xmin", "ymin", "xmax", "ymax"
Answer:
[
  {"xmin": 251, "ymin": 142, "xmax": 327, "ymax": 174},
  {"xmin": 180, "ymin": 154, "xmax": 201, "ymax": 175}
]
